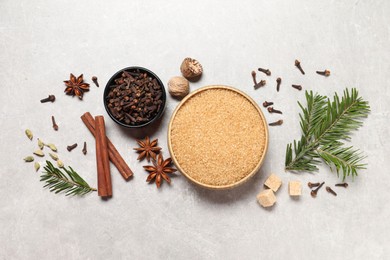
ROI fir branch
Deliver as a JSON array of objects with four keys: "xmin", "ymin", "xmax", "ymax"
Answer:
[
  {"xmin": 317, "ymin": 144, "xmax": 366, "ymax": 180},
  {"xmin": 40, "ymin": 161, "xmax": 97, "ymax": 196},
  {"xmin": 285, "ymin": 88, "xmax": 370, "ymax": 179}
]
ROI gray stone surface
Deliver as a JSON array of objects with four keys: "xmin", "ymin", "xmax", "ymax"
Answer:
[{"xmin": 1, "ymin": 0, "xmax": 389, "ymax": 259}]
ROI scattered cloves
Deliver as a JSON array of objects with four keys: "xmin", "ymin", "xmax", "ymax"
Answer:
[
  {"xmin": 292, "ymin": 84, "xmax": 302, "ymax": 91},
  {"xmin": 311, "ymin": 182, "xmax": 325, "ymax": 197},
  {"xmin": 267, "ymin": 107, "xmax": 283, "ymax": 114},
  {"xmin": 82, "ymin": 141, "xmax": 87, "ymax": 155},
  {"xmin": 252, "ymin": 71, "xmax": 265, "ymax": 89},
  {"xmin": 51, "ymin": 116, "xmax": 58, "ymax": 131},
  {"xmin": 258, "ymin": 68, "xmax": 271, "ymax": 76},
  {"xmin": 326, "ymin": 186, "xmax": 337, "ymax": 196},
  {"xmin": 92, "ymin": 76, "xmax": 99, "ymax": 87},
  {"xmin": 40, "ymin": 94, "xmax": 56, "ymax": 103},
  {"xmin": 316, "ymin": 70, "xmax": 330, "ymax": 77},
  {"xmin": 263, "ymin": 101, "xmax": 274, "ymax": 107},
  {"xmin": 276, "ymin": 77, "xmax": 281, "ymax": 92},
  {"xmin": 335, "ymin": 183, "xmax": 348, "ymax": 188},
  {"xmin": 308, "ymin": 182, "xmax": 320, "ymax": 188},
  {"xmin": 295, "ymin": 59, "xmax": 305, "ymax": 75},
  {"xmin": 67, "ymin": 143, "xmax": 78, "ymax": 152},
  {"xmin": 268, "ymin": 119, "xmax": 283, "ymax": 126}
]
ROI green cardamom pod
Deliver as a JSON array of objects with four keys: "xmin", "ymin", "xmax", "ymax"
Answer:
[
  {"xmin": 38, "ymin": 138, "xmax": 44, "ymax": 150},
  {"xmin": 25, "ymin": 129, "xmax": 33, "ymax": 140},
  {"xmin": 34, "ymin": 162, "xmax": 40, "ymax": 172},
  {"xmin": 49, "ymin": 153, "xmax": 59, "ymax": 161},
  {"xmin": 24, "ymin": 156, "xmax": 34, "ymax": 162},
  {"xmin": 33, "ymin": 149, "xmax": 44, "ymax": 157},
  {"xmin": 57, "ymin": 159, "xmax": 64, "ymax": 168},
  {"xmin": 46, "ymin": 143, "xmax": 57, "ymax": 152}
]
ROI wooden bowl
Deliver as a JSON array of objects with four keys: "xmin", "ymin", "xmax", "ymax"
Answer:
[{"xmin": 168, "ymin": 85, "xmax": 269, "ymax": 190}]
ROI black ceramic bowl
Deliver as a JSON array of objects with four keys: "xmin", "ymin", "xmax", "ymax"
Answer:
[{"xmin": 103, "ymin": 66, "xmax": 166, "ymax": 128}]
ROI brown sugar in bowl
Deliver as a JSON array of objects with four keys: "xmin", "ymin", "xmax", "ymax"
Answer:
[{"xmin": 168, "ymin": 85, "xmax": 269, "ymax": 190}]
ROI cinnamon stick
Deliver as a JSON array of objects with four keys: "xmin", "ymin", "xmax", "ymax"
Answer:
[
  {"xmin": 81, "ymin": 112, "xmax": 133, "ymax": 180},
  {"xmin": 95, "ymin": 116, "xmax": 112, "ymax": 197}
]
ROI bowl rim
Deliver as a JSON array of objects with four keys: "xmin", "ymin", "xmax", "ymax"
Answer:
[
  {"xmin": 167, "ymin": 85, "xmax": 269, "ymax": 190},
  {"xmin": 103, "ymin": 66, "xmax": 166, "ymax": 128}
]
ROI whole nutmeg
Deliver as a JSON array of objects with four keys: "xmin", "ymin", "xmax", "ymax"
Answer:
[
  {"xmin": 168, "ymin": 76, "xmax": 190, "ymax": 98},
  {"xmin": 180, "ymin": 57, "xmax": 203, "ymax": 79}
]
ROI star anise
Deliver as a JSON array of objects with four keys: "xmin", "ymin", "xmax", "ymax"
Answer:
[
  {"xmin": 143, "ymin": 153, "xmax": 177, "ymax": 188},
  {"xmin": 133, "ymin": 136, "xmax": 161, "ymax": 162},
  {"xmin": 63, "ymin": 73, "xmax": 90, "ymax": 100}
]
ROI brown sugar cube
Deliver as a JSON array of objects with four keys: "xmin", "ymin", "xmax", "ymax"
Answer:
[
  {"xmin": 289, "ymin": 181, "xmax": 302, "ymax": 196},
  {"xmin": 264, "ymin": 173, "xmax": 282, "ymax": 192},
  {"xmin": 256, "ymin": 189, "xmax": 276, "ymax": 208}
]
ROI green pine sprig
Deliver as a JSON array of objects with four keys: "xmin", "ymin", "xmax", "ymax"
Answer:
[
  {"xmin": 285, "ymin": 88, "xmax": 370, "ymax": 180},
  {"xmin": 40, "ymin": 161, "xmax": 97, "ymax": 196}
]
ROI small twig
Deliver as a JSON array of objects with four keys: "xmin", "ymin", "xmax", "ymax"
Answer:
[
  {"xmin": 295, "ymin": 59, "xmax": 305, "ymax": 75},
  {"xmin": 267, "ymin": 107, "xmax": 282, "ymax": 114},
  {"xmin": 268, "ymin": 119, "xmax": 283, "ymax": 126},
  {"xmin": 67, "ymin": 143, "xmax": 77, "ymax": 152},
  {"xmin": 326, "ymin": 186, "xmax": 337, "ymax": 196},
  {"xmin": 276, "ymin": 77, "xmax": 281, "ymax": 92},
  {"xmin": 40, "ymin": 95, "xmax": 55, "ymax": 103},
  {"xmin": 258, "ymin": 68, "xmax": 271, "ymax": 76},
  {"xmin": 51, "ymin": 116, "xmax": 58, "ymax": 131},
  {"xmin": 263, "ymin": 101, "xmax": 274, "ymax": 107},
  {"xmin": 292, "ymin": 84, "xmax": 302, "ymax": 91},
  {"xmin": 82, "ymin": 142, "xmax": 87, "ymax": 155},
  {"xmin": 92, "ymin": 76, "xmax": 99, "ymax": 87}
]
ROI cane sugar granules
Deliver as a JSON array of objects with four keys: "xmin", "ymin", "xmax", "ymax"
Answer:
[{"xmin": 170, "ymin": 87, "xmax": 267, "ymax": 187}]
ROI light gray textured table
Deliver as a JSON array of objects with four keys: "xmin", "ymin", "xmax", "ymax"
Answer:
[{"xmin": 1, "ymin": 1, "xmax": 389, "ymax": 259}]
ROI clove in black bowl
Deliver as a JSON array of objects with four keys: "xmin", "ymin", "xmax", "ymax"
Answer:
[{"xmin": 103, "ymin": 66, "xmax": 166, "ymax": 128}]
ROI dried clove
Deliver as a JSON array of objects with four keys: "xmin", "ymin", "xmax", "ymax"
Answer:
[
  {"xmin": 262, "ymin": 101, "xmax": 274, "ymax": 107},
  {"xmin": 268, "ymin": 119, "xmax": 283, "ymax": 126},
  {"xmin": 51, "ymin": 116, "xmax": 58, "ymax": 131},
  {"xmin": 326, "ymin": 186, "xmax": 337, "ymax": 196},
  {"xmin": 308, "ymin": 182, "xmax": 320, "ymax": 188},
  {"xmin": 252, "ymin": 71, "xmax": 265, "ymax": 89},
  {"xmin": 40, "ymin": 95, "xmax": 56, "ymax": 103},
  {"xmin": 82, "ymin": 141, "xmax": 87, "ymax": 155},
  {"xmin": 251, "ymin": 71, "xmax": 257, "ymax": 85},
  {"xmin": 311, "ymin": 182, "xmax": 325, "ymax": 197},
  {"xmin": 67, "ymin": 143, "xmax": 77, "ymax": 152},
  {"xmin": 258, "ymin": 68, "xmax": 271, "ymax": 76},
  {"xmin": 267, "ymin": 107, "xmax": 282, "ymax": 114},
  {"xmin": 92, "ymin": 76, "xmax": 99, "ymax": 87},
  {"xmin": 259, "ymin": 80, "xmax": 266, "ymax": 87},
  {"xmin": 292, "ymin": 84, "xmax": 302, "ymax": 91},
  {"xmin": 295, "ymin": 59, "xmax": 305, "ymax": 75},
  {"xmin": 276, "ymin": 77, "xmax": 281, "ymax": 92},
  {"xmin": 335, "ymin": 183, "xmax": 348, "ymax": 188},
  {"xmin": 316, "ymin": 70, "xmax": 331, "ymax": 77}
]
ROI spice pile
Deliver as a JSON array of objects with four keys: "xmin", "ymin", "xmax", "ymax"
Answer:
[{"xmin": 105, "ymin": 69, "xmax": 164, "ymax": 126}]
